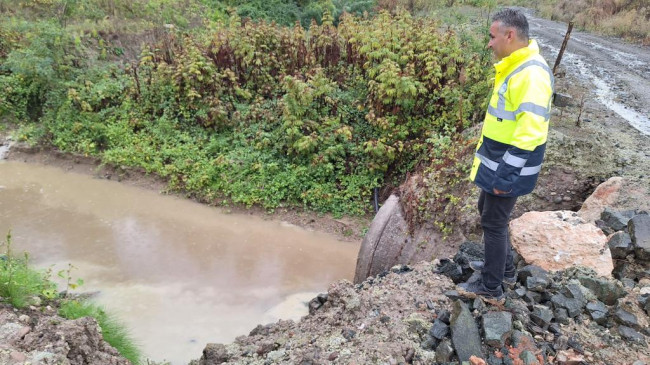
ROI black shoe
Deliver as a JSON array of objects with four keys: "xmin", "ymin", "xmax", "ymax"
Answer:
[
  {"xmin": 458, "ymin": 279, "xmax": 504, "ymax": 300},
  {"xmin": 469, "ymin": 261, "xmax": 517, "ymax": 287}
]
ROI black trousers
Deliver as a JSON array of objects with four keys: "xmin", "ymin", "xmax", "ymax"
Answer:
[{"xmin": 478, "ymin": 190, "xmax": 518, "ymax": 290}]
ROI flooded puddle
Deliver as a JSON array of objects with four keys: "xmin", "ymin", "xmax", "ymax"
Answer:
[{"xmin": 0, "ymin": 160, "xmax": 360, "ymax": 364}]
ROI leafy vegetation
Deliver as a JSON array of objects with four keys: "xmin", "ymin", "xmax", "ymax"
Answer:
[
  {"xmin": 0, "ymin": 0, "xmax": 376, "ymax": 29},
  {"xmin": 0, "ymin": 232, "xmax": 142, "ymax": 364},
  {"xmin": 205, "ymin": 0, "xmax": 377, "ymax": 27},
  {"xmin": 1, "ymin": 2, "xmax": 493, "ymax": 217}
]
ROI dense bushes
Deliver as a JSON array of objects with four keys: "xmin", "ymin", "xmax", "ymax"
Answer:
[
  {"xmin": 0, "ymin": 0, "xmax": 376, "ymax": 29},
  {"xmin": 204, "ymin": 0, "xmax": 377, "ymax": 26},
  {"xmin": 1, "ymin": 5, "xmax": 492, "ymax": 216}
]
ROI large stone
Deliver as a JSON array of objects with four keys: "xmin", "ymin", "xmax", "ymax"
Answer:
[
  {"xmin": 435, "ymin": 339, "xmax": 454, "ymax": 363},
  {"xmin": 642, "ymin": 295, "xmax": 650, "ymax": 316},
  {"xmin": 578, "ymin": 177, "xmax": 650, "ymax": 223},
  {"xmin": 517, "ymin": 265, "xmax": 550, "ymax": 286},
  {"xmin": 629, "ymin": 214, "xmax": 650, "ymax": 261},
  {"xmin": 472, "ymin": 297, "xmax": 486, "ymax": 312},
  {"xmin": 429, "ymin": 319, "xmax": 449, "ymax": 340},
  {"xmin": 482, "ymin": 311, "xmax": 512, "ymax": 347},
  {"xmin": 614, "ymin": 308, "xmax": 639, "ymax": 329},
  {"xmin": 551, "ymin": 294, "xmax": 584, "ymax": 318},
  {"xmin": 526, "ymin": 276, "xmax": 550, "ymax": 292},
  {"xmin": 554, "ymin": 308, "xmax": 569, "ymax": 324},
  {"xmin": 614, "ymin": 297, "xmax": 649, "ymax": 331},
  {"xmin": 506, "ymin": 300, "xmax": 531, "ymax": 326},
  {"xmin": 530, "ymin": 305, "xmax": 554, "ymax": 329},
  {"xmin": 589, "ymin": 309, "xmax": 608, "ymax": 326},
  {"xmin": 523, "ymin": 291, "xmax": 542, "ymax": 305},
  {"xmin": 562, "ymin": 282, "xmax": 591, "ymax": 304},
  {"xmin": 601, "ymin": 207, "xmax": 630, "ymax": 231},
  {"xmin": 585, "ymin": 300, "xmax": 608, "ymax": 314},
  {"xmin": 608, "ymin": 231, "xmax": 633, "ymax": 259},
  {"xmin": 510, "ymin": 211, "xmax": 613, "ymax": 277},
  {"xmin": 618, "ymin": 326, "xmax": 646, "ymax": 343},
  {"xmin": 586, "ymin": 301, "xmax": 608, "ymax": 325},
  {"xmin": 450, "ymin": 300, "xmax": 483, "ymax": 361},
  {"xmin": 437, "ymin": 309, "xmax": 451, "ymax": 324},
  {"xmin": 577, "ymin": 276, "xmax": 626, "ymax": 305},
  {"xmin": 200, "ymin": 344, "xmax": 230, "ymax": 364},
  {"xmin": 437, "ymin": 259, "xmax": 465, "ymax": 284},
  {"xmin": 511, "ymin": 330, "xmax": 536, "ymax": 349}
]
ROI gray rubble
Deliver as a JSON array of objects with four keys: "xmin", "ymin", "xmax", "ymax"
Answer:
[{"xmin": 193, "ymin": 209, "xmax": 650, "ymax": 365}]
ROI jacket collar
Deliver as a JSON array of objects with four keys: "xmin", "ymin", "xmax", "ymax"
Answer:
[{"xmin": 494, "ymin": 40, "xmax": 539, "ymax": 73}]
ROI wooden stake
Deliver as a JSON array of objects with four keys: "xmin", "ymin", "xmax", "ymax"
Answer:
[{"xmin": 553, "ymin": 21, "xmax": 574, "ymax": 76}]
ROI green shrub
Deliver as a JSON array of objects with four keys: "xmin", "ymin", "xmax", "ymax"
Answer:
[
  {"xmin": 3, "ymin": 5, "xmax": 492, "ymax": 216},
  {"xmin": 0, "ymin": 233, "xmax": 56, "ymax": 308}
]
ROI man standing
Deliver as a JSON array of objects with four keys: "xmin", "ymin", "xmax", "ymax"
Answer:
[{"xmin": 460, "ymin": 8, "xmax": 554, "ymax": 300}]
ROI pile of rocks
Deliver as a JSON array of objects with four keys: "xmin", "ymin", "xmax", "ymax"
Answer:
[
  {"xmin": 197, "ymin": 262, "xmax": 461, "ymax": 364},
  {"xmin": 438, "ymin": 261, "xmax": 649, "ymax": 364},
  {"xmin": 428, "ymin": 209, "xmax": 650, "ymax": 364},
  {"xmin": 603, "ymin": 209, "xmax": 650, "ymax": 284},
  {"xmin": 436, "ymin": 241, "xmax": 486, "ymax": 284},
  {"xmin": 197, "ymin": 260, "xmax": 649, "ymax": 364},
  {"xmin": 196, "ymin": 207, "xmax": 650, "ymax": 365}
]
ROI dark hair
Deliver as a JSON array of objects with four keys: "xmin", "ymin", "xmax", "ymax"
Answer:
[{"xmin": 492, "ymin": 8, "xmax": 529, "ymax": 42}]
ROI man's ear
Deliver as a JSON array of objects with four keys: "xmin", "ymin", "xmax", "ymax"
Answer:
[{"xmin": 505, "ymin": 28, "xmax": 515, "ymax": 42}]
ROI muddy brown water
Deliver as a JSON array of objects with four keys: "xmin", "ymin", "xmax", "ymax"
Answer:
[{"xmin": 0, "ymin": 160, "xmax": 360, "ymax": 364}]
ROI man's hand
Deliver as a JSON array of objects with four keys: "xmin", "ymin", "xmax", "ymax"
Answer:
[{"xmin": 493, "ymin": 188, "xmax": 509, "ymax": 195}]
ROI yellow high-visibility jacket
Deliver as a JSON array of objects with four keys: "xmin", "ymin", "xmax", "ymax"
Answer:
[{"xmin": 469, "ymin": 40, "xmax": 554, "ymax": 197}]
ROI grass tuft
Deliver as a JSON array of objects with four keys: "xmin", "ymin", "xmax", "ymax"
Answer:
[{"xmin": 59, "ymin": 300, "xmax": 142, "ymax": 365}]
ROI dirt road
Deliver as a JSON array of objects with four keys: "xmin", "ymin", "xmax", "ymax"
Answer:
[{"xmin": 525, "ymin": 9, "xmax": 650, "ymax": 136}]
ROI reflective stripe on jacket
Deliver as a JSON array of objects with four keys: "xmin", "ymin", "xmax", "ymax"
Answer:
[{"xmin": 469, "ymin": 40, "xmax": 554, "ymax": 197}]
